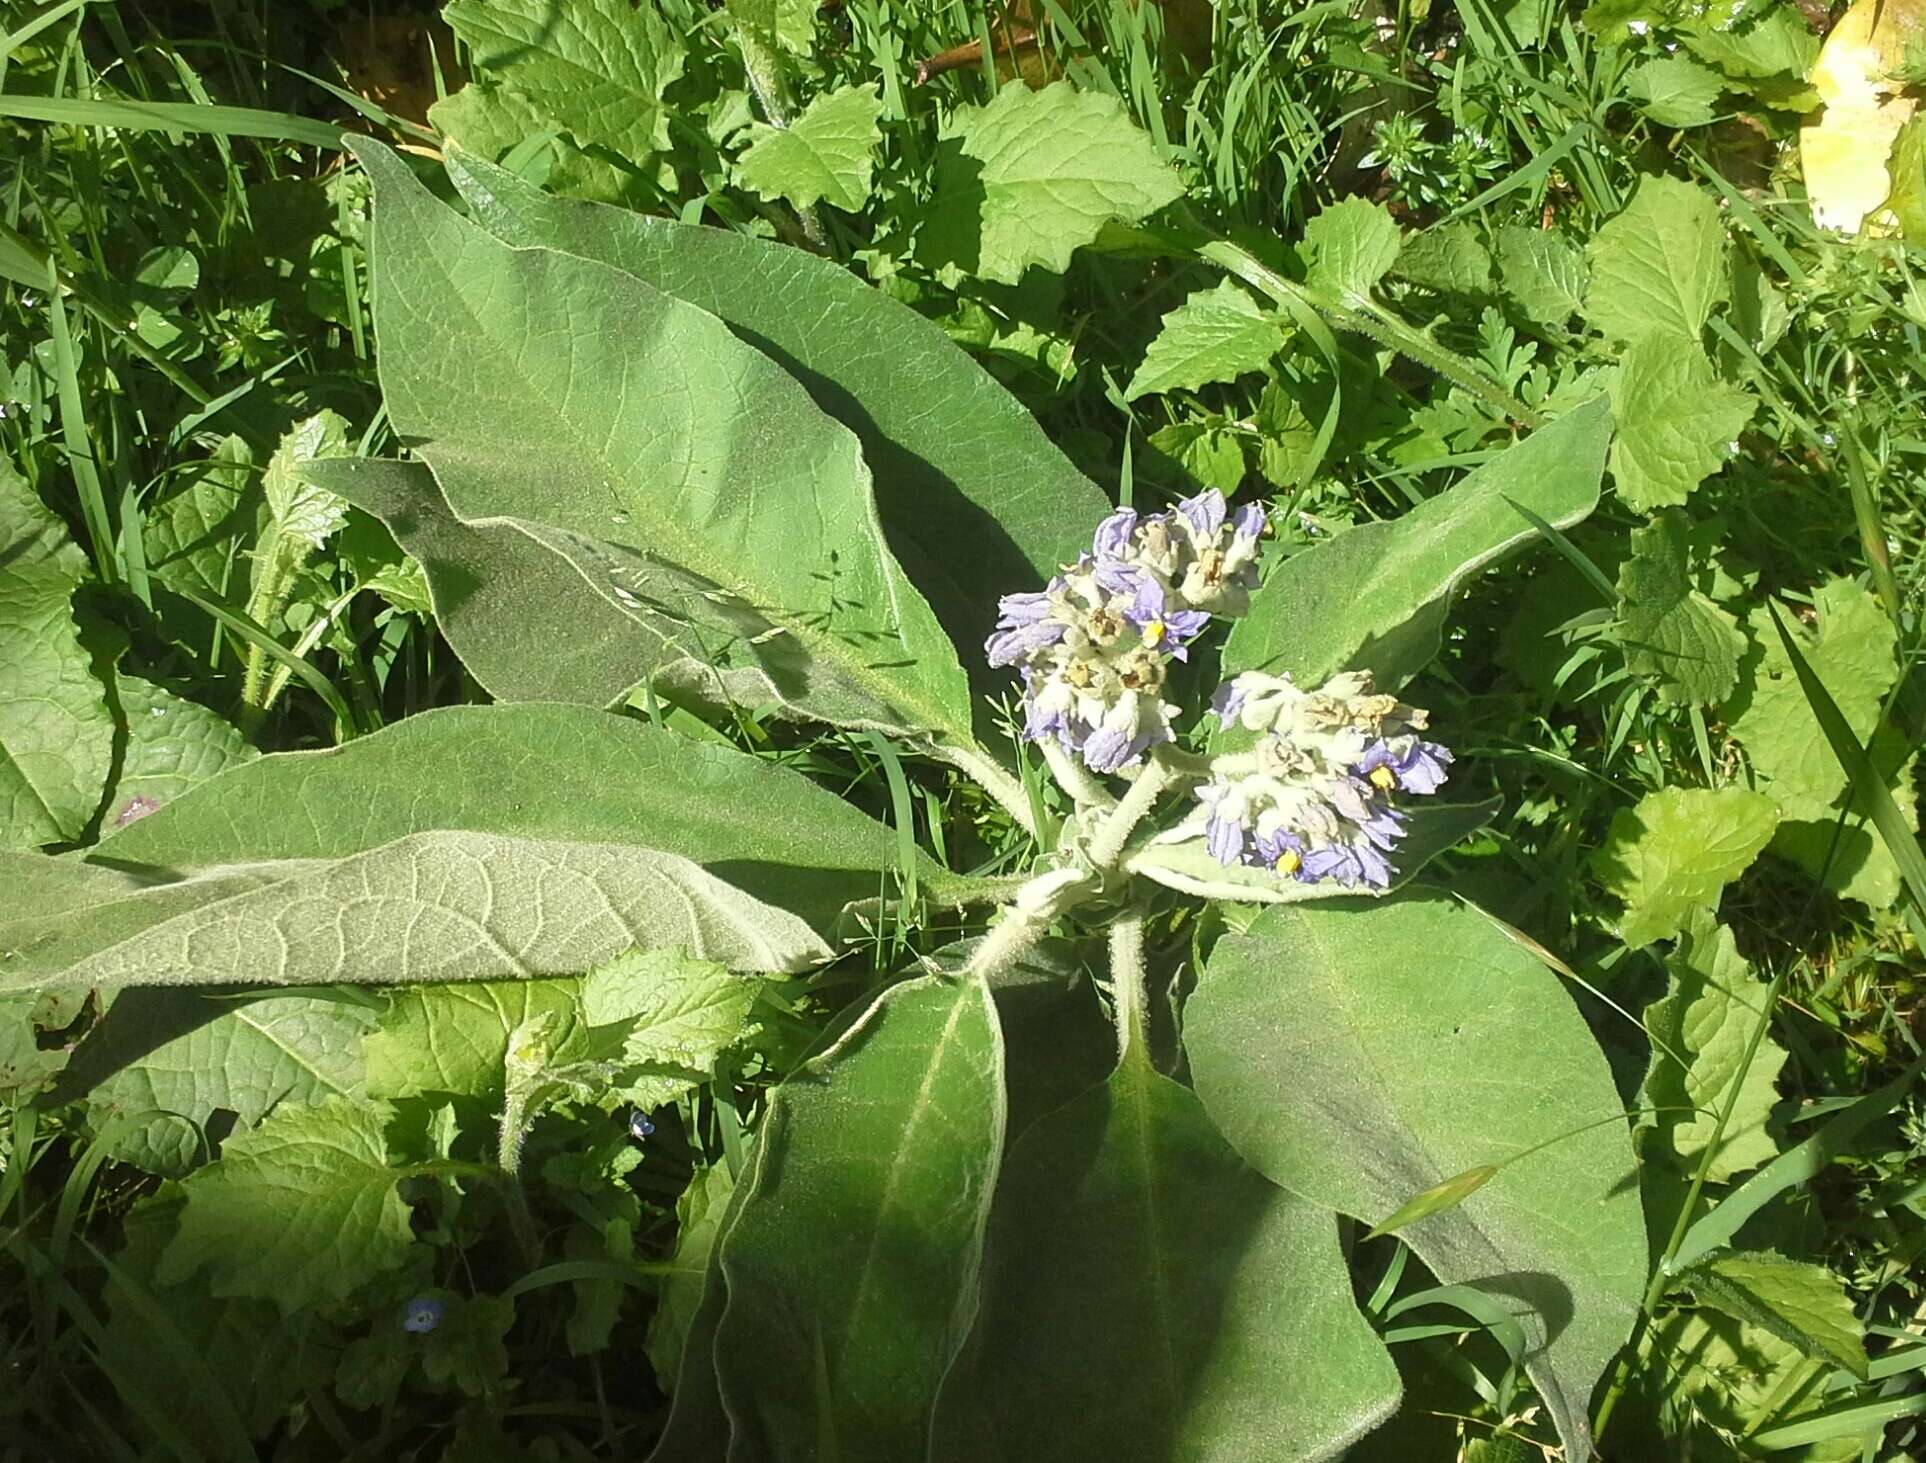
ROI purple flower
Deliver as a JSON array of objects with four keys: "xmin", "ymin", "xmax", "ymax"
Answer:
[
  {"xmin": 1093, "ymin": 508, "xmax": 1138, "ymax": 559},
  {"xmin": 402, "ymin": 1298, "xmax": 444, "ymax": 1335},
  {"xmin": 995, "ymin": 589, "xmax": 1055, "ymax": 627},
  {"xmin": 629, "ymin": 1111, "xmax": 656, "ymax": 1141},
  {"xmin": 1357, "ymin": 739, "xmax": 1454, "ymax": 795},
  {"xmin": 1301, "ymin": 841, "xmax": 1394, "ymax": 889},
  {"xmin": 1178, "ymin": 490, "xmax": 1226, "ymax": 540},
  {"xmin": 1253, "ymin": 827, "xmax": 1307, "ymax": 874},
  {"xmin": 1232, "ymin": 503, "xmax": 1267, "ymax": 540},
  {"xmin": 1092, "ymin": 561, "xmax": 1150, "ymax": 599},
  {"xmin": 987, "ymin": 618, "xmax": 1065, "ymax": 667},
  {"xmin": 1210, "ymin": 680, "xmax": 1248, "ymax": 724},
  {"xmin": 1206, "ymin": 815, "xmax": 1246, "ymax": 866},
  {"xmin": 1083, "ymin": 727, "xmax": 1149, "ymax": 772}
]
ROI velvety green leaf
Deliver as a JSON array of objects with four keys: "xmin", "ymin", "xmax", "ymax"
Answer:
[
  {"xmin": 1614, "ymin": 508, "xmax": 1746, "ymax": 703},
  {"xmin": 704, "ymin": 973, "xmax": 1004, "ymax": 1462},
  {"xmin": 1728, "ymin": 579, "xmax": 1898, "ymax": 820},
  {"xmin": 919, "ymin": 81, "xmax": 1183, "ymax": 285},
  {"xmin": 1682, "ymin": 1251, "xmax": 1869, "ymax": 1378},
  {"xmin": 441, "ymin": 0, "xmax": 684, "ymax": 162},
  {"xmin": 159, "ymin": 1096, "xmax": 416, "ymax": 1312},
  {"xmin": 1584, "ymin": 175, "xmax": 1729, "ymax": 344},
  {"xmin": 1125, "ymin": 279, "xmax": 1288, "ymax": 401},
  {"xmin": 104, "ymin": 676, "xmax": 255, "ymax": 831},
  {"xmin": 932, "ymin": 1052, "xmax": 1401, "ymax": 1462},
  {"xmin": 1772, "ymin": 725, "xmax": 1919, "ymax": 907},
  {"xmin": 1303, "ymin": 196, "xmax": 1403, "ymax": 302},
  {"xmin": 1593, "ymin": 785, "xmax": 1779, "ymax": 947},
  {"xmin": 1641, "ymin": 910, "xmax": 1787, "ymax": 1184},
  {"xmin": 1608, "ymin": 339, "xmax": 1754, "ymax": 510},
  {"xmin": 1221, "ymin": 397, "xmax": 1611, "ymax": 690},
  {"xmin": 1495, "ymin": 225, "xmax": 1588, "ymax": 327},
  {"xmin": 262, "ymin": 409, "xmax": 351, "ymax": 550},
  {"xmin": 0, "ymin": 456, "xmax": 114, "ymax": 847},
  {"xmin": 351, "ymin": 137, "xmax": 973, "ymax": 748},
  {"xmin": 1188, "ymin": 896, "xmax": 1647, "ymax": 1462},
  {"xmin": 737, "ymin": 84, "xmax": 883, "ymax": 212},
  {"xmin": 442, "ymin": 149, "xmax": 1110, "ymax": 669},
  {"xmin": 1627, "ymin": 56, "xmax": 1726, "ymax": 127}
]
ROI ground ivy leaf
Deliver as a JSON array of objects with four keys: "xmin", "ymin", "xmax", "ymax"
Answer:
[
  {"xmin": 440, "ymin": 0, "xmax": 684, "ymax": 162},
  {"xmin": 349, "ymin": 136, "xmax": 974, "ymax": 750},
  {"xmin": 1608, "ymin": 338, "xmax": 1754, "ymax": 510},
  {"xmin": 1614, "ymin": 508, "xmax": 1747, "ymax": 703},
  {"xmin": 932, "ymin": 1051, "xmax": 1400, "ymax": 1462},
  {"xmin": 105, "ymin": 676, "xmax": 255, "ymax": 831},
  {"xmin": 1627, "ymin": 55, "xmax": 1726, "ymax": 127},
  {"xmin": 1728, "ymin": 579, "xmax": 1898, "ymax": 820},
  {"xmin": 261, "ymin": 409, "xmax": 351, "ymax": 550},
  {"xmin": 1303, "ymin": 195, "xmax": 1403, "ymax": 302},
  {"xmin": 736, "ymin": 84, "xmax": 883, "ymax": 212},
  {"xmin": 581, "ymin": 948, "xmax": 758, "ymax": 1073},
  {"xmin": 1187, "ymin": 896, "xmax": 1646, "ymax": 1461},
  {"xmin": 1495, "ymin": 224, "xmax": 1588, "ymax": 326},
  {"xmin": 1683, "ymin": 2, "xmax": 1819, "ymax": 83},
  {"xmin": 159, "ymin": 1095, "xmax": 415, "ymax": 1312},
  {"xmin": 1641, "ymin": 911, "xmax": 1787, "ymax": 1184},
  {"xmin": 1593, "ymin": 785, "xmax": 1779, "ymax": 947},
  {"xmin": 1681, "ymin": 1251, "xmax": 1869, "ymax": 1378},
  {"xmin": 1584, "ymin": 174, "xmax": 1729, "ymax": 344},
  {"xmin": 1772, "ymin": 725, "xmax": 1919, "ymax": 908},
  {"xmin": 919, "ymin": 80, "xmax": 1183, "ymax": 285},
  {"xmin": 0, "ymin": 456, "xmax": 114, "ymax": 849},
  {"xmin": 1125, "ymin": 279, "xmax": 1288, "ymax": 401}
]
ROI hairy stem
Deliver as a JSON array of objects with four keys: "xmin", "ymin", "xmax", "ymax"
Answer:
[
  {"xmin": 1108, "ymin": 905, "xmax": 1149, "ymax": 1062},
  {"xmin": 1086, "ymin": 754, "xmax": 1182, "ymax": 871},
  {"xmin": 732, "ymin": 14, "xmax": 825, "ymax": 249},
  {"xmin": 1041, "ymin": 739, "xmax": 1117, "ymax": 811}
]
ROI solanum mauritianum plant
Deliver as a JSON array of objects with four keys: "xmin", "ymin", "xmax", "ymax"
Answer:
[{"xmin": 2, "ymin": 135, "xmax": 1652, "ymax": 1461}]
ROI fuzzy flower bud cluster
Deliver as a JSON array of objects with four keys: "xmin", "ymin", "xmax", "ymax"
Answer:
[
  {"xmin": 1173, "ymin": 669, "xmax": 1452, "ymax": 889},
  {"xmin": 986, "ymin": 490, "xmax": 1265, "ymax": 773}
]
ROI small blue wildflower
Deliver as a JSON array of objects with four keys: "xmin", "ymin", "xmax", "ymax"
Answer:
[
  {"xmin": 402, "ymin": 1297, "xmax": 444, "ymax": 1335},
  {"xmin": 629, "ymin": 1111, "xmax": 656, "ymax": 1141}
]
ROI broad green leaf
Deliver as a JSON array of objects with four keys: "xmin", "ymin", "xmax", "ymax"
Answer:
[
  {"xmin": 1641, "ymin": 910, "xmax": 1787, "ymax": 1183},
  {"xmin": 1188, "ymin": 896, "xmax": 1647, "ymax": 1462},
  {"xmin": 1681, "ymin": 1251, "xmax": 1869, "ymax": 1378},
  {"xmin": 350, "ymin": 137, "xmax": 974, "ymax": 748},
  {"xmin": 1393, "ymin": 220, "xmax": 1493, "ymax": 295},
  {"xmin": 442, "ymin": 150, "xmax": 1111, "ymax": 665},
  {"xmin": 0, "ymin": 991, "xmax": 70, "ymax": 1097},
  {"xmin": 1593, "ymin": 785, "xmax": 1779, "ymax": 947},
  {"xmin": 0, "ymin": 456, "xmax": 114, "ymax": 847},
  {"xmin": 104, "ymin": 676, "xmax": 255, "ymax": 831},
  {"xmin": 1773, "ymin": 726, "xmax": 1919, "ymax": 907},
  {"xmin": 1584, "ymin": 175, "xmax": 1729, "ymax": 344},
  {"xmin": 1614, "ymin": 508, "xmax": 1746, "ymax": 703},
  {"xmin": 725, "ymin": 0, "xmax": 817, "ymax": 55},
  {"xmin": 1495, "ymin": 225, "xmax": 1588, "ymax": 326},
  {"xmin": 582, "ymin": 947, "xmax": 759, "ymax": 1071},
  {"xmin": 1728, "ymin": 579, "xmax": 1898, "ymax": 819},
  {"xmin": 708, "ymin": 973, "xmax": 1005, "ymax": 1461},
  {"xmin": 1607, "ymin": 338, "xmax": 1754, "ymax": 510},
  {"xmin": 71, "ymin": 990, "xmax": 374, "ymax": 1177},
  {"xmin": 736, "ymin": 84, "xmax": 883, "ymax": 212},
  {"xmin": 1303, "ymin": 196, "xmax": 1402, "ymax": 302},
  {"xmin": 1683, "ymin": 2, "xmax": 1820, "ymax": 83},
  {"xmin": 366, "ymin": 979, "xmax": 603, "ymax": 1103},
  {"xmin": 261, "ymin": 409, "xmax": 350, "ymax": 550},
  {"xmin": 144, "ymin": 435, "xmax": 260, "ymax": 603},
  {"xmin": 1125, "ymin": 279, "xmax": 1288, "ymax": 401},
  {"xmin": 919, "ymin": 81, "xmax": 1183, "ymax": 285},
  {"xmin": 429, "ymin": 82, "xmax": 639, "ymax": 206},
  {"xmin": 1146, "ymin": 416, "xmax": 1247, "ymax": 493},
  {"xmin": 1627, "ymin": 55, "xmax": 1726, "ymax": 127},
  {"xmin": 159, "ymin": 1096, "xmax": 415, "ymax": 1312},
  {"xmin": 646, "ymin": 1161, "xmax": 736, "ymax": 1390},
  {"xmin": 1221, "ymin": 397, "xmax": 1611, "ymax": 691},
  {"xmin": 932, "ymin": 1052, "xmax": 1400, "ymax": 1462},
  {"xmin": 440, "ymin": 0, "xmax": 684, "ymax": 163}
]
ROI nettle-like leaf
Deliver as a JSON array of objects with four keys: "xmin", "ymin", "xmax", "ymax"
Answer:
[
  {"xmin": 1607, "ymin": 336, "xmax": 1754, "ymax": 510},
  {"xmin": 1774, "ymin": 724, "xmax": 1919, "ymax": 907},
  {"xmin": 931, "ymin": 1050, "xmax": 1401, "ymax": 1462},
  {"xmin": 1614, "ymin": 508, "xmax": 1747, "ymax": 703},
  {"xmin": 1125, "ymin": 279, "xmax": 1290, "ymax": 401},
  {"xmin": 1728, "ymin": 579, "xmax": 1898, "ymax": 820},
  {"xmin": 1641, "ymin": 910, "xmax": 1787, "ymax": 1184},
  {"xmin": 1679, "ymin": 1251, "xmax": 1869, "ymax": 1379},
  {"xmin": 1627, "ymin": 55, "xmax": 1726, "ymax": 127},
  {"xmin": 1393, "ymin": 220, "xmax": 1493, "ymax": 295},
  {"xmin": 1302, "ymin": 196, "xmax": 1403, "ymax": 302},
  {"xmin": 0, "ymin": 456, "xmax": 114, "ymax": 847},
  {"xmin": 144, "ymin": 434, "xmax": 260, "ymax": 604},
  {"xmin": 581, "ymin": 948, "xmax": 759, "ymax": 1074},
  {"xmin": 919, "ymin": 80, "xmax": 1183, "ymax": 285},
  {"xmin": 438, "ymin": 0, "xmax": 685, "ymax": 164},
  {"xmin": 0, "ymin": 704, "xmax": 911, "ymax": 994},
  {"xmin": 438, "ymin": 150, "xmax": 1112, "ymax": 681},
  {"xmin": 367, "ymin": 979, "xmax": 602, "ymax": 1104},
  {"xmin": 1583, "ymin": 174, "xmax": 1729, "ymax": 345},
  {"xmin": 260, "ymin": 408, "xmax": 350, "ymax": 550},
  {"xmin": 1187, "ymin": 896, "xmax": 1647, "ymax": 1462},
  {"xmin": 1495, "ymin": 225, "xmax": 1588, "ymax": 327},
  {"xmin": 1221, "ymin": 397, "xmax": 1611, "ymax": 693},
  {"xmin": 349, "ymin": 137, "xmax": 975, "ymax": 750},
  {"xmin": 159, "ymin": 1096, "xmax": 415, "ymax": 1313},
  {"xmin": 1593, "ymin": 785, "xmax": 1779, "ymax": 948},
  {"xmin": 662, "ymin": 973, "xmax": 1005, "ymax": 1462},
  {"xmin": 736, "ymin": 84, "xmax": 884, "ymax": 212}
]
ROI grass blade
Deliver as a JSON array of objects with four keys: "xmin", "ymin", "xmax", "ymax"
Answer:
[{"xmin": 0, "ymin": 95, "xmax": 344, "ymax": 148}]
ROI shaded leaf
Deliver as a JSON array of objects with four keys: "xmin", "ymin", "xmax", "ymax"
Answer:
[
  {"xmin": 1593, "ymin": 785, "xmax": 1779, "ymax": 947},
  {"xmin": 1495, "ymin": 225, "xmax": 1588, "ymax": 327},
  {"xmin": 105, "ymin": 676, "xmax": 255, "ymax": 830},
  {"xmin": 1681, "ymin": 1251, "xmax": 1869, "ymax": 1378},
  {"xmin": 1614, "ymin": 508, "xmax": 1746, "ymax": 703}
]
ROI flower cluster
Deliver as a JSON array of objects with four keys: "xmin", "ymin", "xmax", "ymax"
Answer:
[
  {"xmin": 1175, "ymin": 669, "xmax": 1452, "ymax": 889},
  {"xmin": 987, "ymin": 490, "xmax": 1265, "ymax": 773}
]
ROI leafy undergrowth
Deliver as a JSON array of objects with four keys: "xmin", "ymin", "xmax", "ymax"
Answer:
[{"xmin": 1, "ymin": 0, "xmax": 1923, "ymax": 1460}]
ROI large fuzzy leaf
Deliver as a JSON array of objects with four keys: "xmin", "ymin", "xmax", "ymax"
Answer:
[
  {"xmin": 348, "ymin": 137, "xmax": 973, "ymax": 748},
  {"xmin": 442, "ymin": 149, "xmax": 1110, "ymax": 668},
  {"xmin": 932, "ymin": 1051, "xmax": 1401, "ymax": 1462},
  {"xmin": 1187, "ymin": 896, "xmax": 1646, "ymax": 1462},
  {"xmin": 1220, "ymin": 399, "xmax": 1611, "ymax": 692}
]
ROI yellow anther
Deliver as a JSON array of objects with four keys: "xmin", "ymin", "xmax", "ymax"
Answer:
[
  {"xmin": 1368, "ymin": 766, "xmax": 1398, "ymax": 793},
  {"xmin": 1276, "ymin": 849, "xmax": 1303, "ymax": 875}
]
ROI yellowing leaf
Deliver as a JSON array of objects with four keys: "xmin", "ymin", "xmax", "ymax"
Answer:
[{"xmin": 1799, "ymin": 0, "xmax": 1926, "ymax": 232}]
